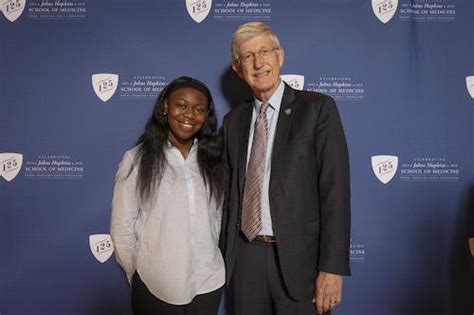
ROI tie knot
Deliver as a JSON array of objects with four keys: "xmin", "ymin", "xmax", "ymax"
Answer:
[{"xmin": 260, "ymin": 101, "xmax": 270, "ymax": 115}]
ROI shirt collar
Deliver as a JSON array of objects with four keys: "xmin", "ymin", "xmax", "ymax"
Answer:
[
  {"xmin": 253, "ymin": 80, "xmax": 285, "ymax": 113},
  {"xmin": 166, "ymin": 138, "xmax": 198, "ymax": 152}
]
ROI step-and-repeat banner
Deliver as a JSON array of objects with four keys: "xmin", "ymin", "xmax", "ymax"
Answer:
[{"xmin": 1, "ymin": 0, "xmax": 473, "ymax": 314}]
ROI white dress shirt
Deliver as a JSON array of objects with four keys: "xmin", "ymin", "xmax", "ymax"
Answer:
[
  {"xmin": 110, "ymin": 142, "xmax": 225, "ymax": 305},
  {"xmin": 246, "ymin": 80, "xmax": 285, "ymax": 235}
]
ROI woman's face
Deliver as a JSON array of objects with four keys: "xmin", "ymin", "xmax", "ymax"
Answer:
[{"xmin": 164, "ymin": 87, "xmax": 209, "ymax": 153}]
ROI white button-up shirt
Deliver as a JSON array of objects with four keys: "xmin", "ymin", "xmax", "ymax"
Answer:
[{"xmin": 110, "ymin": 143, "xmax": 225, "ymax": 305}]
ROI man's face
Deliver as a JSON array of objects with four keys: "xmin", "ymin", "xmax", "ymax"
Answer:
[{"xmin": 232, "ymin": 34, "xmax": 284, "ymax": 100}]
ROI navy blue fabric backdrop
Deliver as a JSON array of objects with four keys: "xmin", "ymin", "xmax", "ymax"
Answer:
[{"xmin": 1, "ymin": 0, "xmax": 473, "ymax": 314}]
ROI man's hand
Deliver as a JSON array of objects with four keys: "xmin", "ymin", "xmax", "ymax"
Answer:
[{"xmin": 313, "ymin": 271, "xmax": 343, "ymax": 314}]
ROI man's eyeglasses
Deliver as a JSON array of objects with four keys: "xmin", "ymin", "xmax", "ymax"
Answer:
[{"xmin": 238, "ymin": 47, "xmax": 279, "ymax": 65}]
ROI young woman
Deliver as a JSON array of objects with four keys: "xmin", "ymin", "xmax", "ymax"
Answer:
[{"xmin": 110, "ymin": 77, "xmax": 225, "ymax": 315}]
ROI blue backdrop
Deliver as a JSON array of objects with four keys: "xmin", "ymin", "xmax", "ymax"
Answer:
[{"xmin": 1, "ymin": 0, "xmax": 473, "ymax": 314}]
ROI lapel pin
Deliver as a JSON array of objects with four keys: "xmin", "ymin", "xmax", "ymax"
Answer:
[{"xmin": 284, "ymin": 108, "xmax": 292, "ymax": 115}]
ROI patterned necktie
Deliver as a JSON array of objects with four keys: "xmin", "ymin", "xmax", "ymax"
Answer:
[{"xmin": 241, "ymin": 101, "xmax": 270, "ymax": 242}]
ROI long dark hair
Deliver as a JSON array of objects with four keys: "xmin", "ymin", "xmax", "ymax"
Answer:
[{"xmin": 133, "ymin": 76, "xmax": 224, "ymax": 204}]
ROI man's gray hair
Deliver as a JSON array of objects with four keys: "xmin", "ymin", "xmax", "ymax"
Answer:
[{"xmin": 231, "ymin": 21, "xmax": 281, "ymax": 62}]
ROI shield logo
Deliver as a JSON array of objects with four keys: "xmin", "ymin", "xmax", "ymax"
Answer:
[
  {"xmin": 371, "ymin": 155, "xmax": 398, "ymax": 184},
  {"xmin": 89, "ymin": 234, "xmax": 114, "ymax": 263},
  {"xmin": 91, "ymin": 73, "xmax": 119, "ymax": 102},
  {"xmin": 0, "ymin": 153, "xmax": 23, "ymax": 182},
  {"xmin": 1, "ymin": 0, "xmax": 26, "ymax": 22},
  {"xmin": 186, "ymin": 0, "xmax": 212, "ymax": 23},
  {"xmin": 466, "ymin": 76, "xmax": 474, "ymax": 99},
  {"xmin": 281, "ymin": 74, "xmax": 305, "ymax": 91},
  {"xmin": 372, "ymin": 0, "xmax": 398, "ymax": 24}
]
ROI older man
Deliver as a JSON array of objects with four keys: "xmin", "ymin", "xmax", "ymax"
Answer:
[{"xmin": 221, "ymin": 22, "xmax": 351, "ymax": 315}]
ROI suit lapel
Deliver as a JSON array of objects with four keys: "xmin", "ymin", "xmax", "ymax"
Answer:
[
  {"xmin": 236, "ymin": 85, "xmax": 296, "ymax": 198},
  {"xmin": 271, "ymin": 85, "xmax": 296, "ymax": 165},
  {"xmin": 237, "ymin": 102, "xmax": 253, "ymax": 194}
]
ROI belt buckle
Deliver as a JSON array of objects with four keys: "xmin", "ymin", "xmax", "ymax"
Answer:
[{"xmin": 257, "ymin": 235, "xmax": 276, "ymax": 243}]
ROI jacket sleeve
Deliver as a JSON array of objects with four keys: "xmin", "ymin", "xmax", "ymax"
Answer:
[
  {"xmin": 219, "ymin": 116, "xmax": 231, "ymax": 255},
  {"xmin": 315, "ymin": 95, "xmax": 351, "ymax": 276}
]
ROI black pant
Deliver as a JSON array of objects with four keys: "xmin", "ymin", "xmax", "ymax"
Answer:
[
  {"xmin": 227, "ymin": 233, "xmax": 318, "ymax": 315},
  {"xmin": 131, "ymin": 272, "xmax": 223, "ymax": 315}
]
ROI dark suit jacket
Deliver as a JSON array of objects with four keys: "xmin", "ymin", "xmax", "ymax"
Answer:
[{"xmin": 221, "ymin": 84, "xmax": 351, "ymax": 301}]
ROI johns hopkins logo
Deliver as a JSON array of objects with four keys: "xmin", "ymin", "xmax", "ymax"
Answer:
[
  {"xmin": 89, "ymin": 234, "xmax": 114, "ymax": 263},
  {"xmin": 1, "ymin": 0, "xmax": 26, "ymax": 22},
  {"xmin": 281, "ymin": 74, "xmax": 305, "ymax": 91},
  {"xmin": 372, "ymin": 0, "xmax": 398, "ymax": 24},
  {"xmin": 92, "ymin": 73, "xmax": 119, "ymax": 102},
  {"xmin": 466, "ymin": 76, "xmax": 474, "ymax": 99},
  {"xmin": 371, "ymin": 155, "xmax": 398, "ymax": 184},
  {"xmin": 186, "ymin": 0, "xmax": 211, "ymax": 23},
  {"xmin": 0, "ymin": 153, "xmax": 23, "ymax": 182}
]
